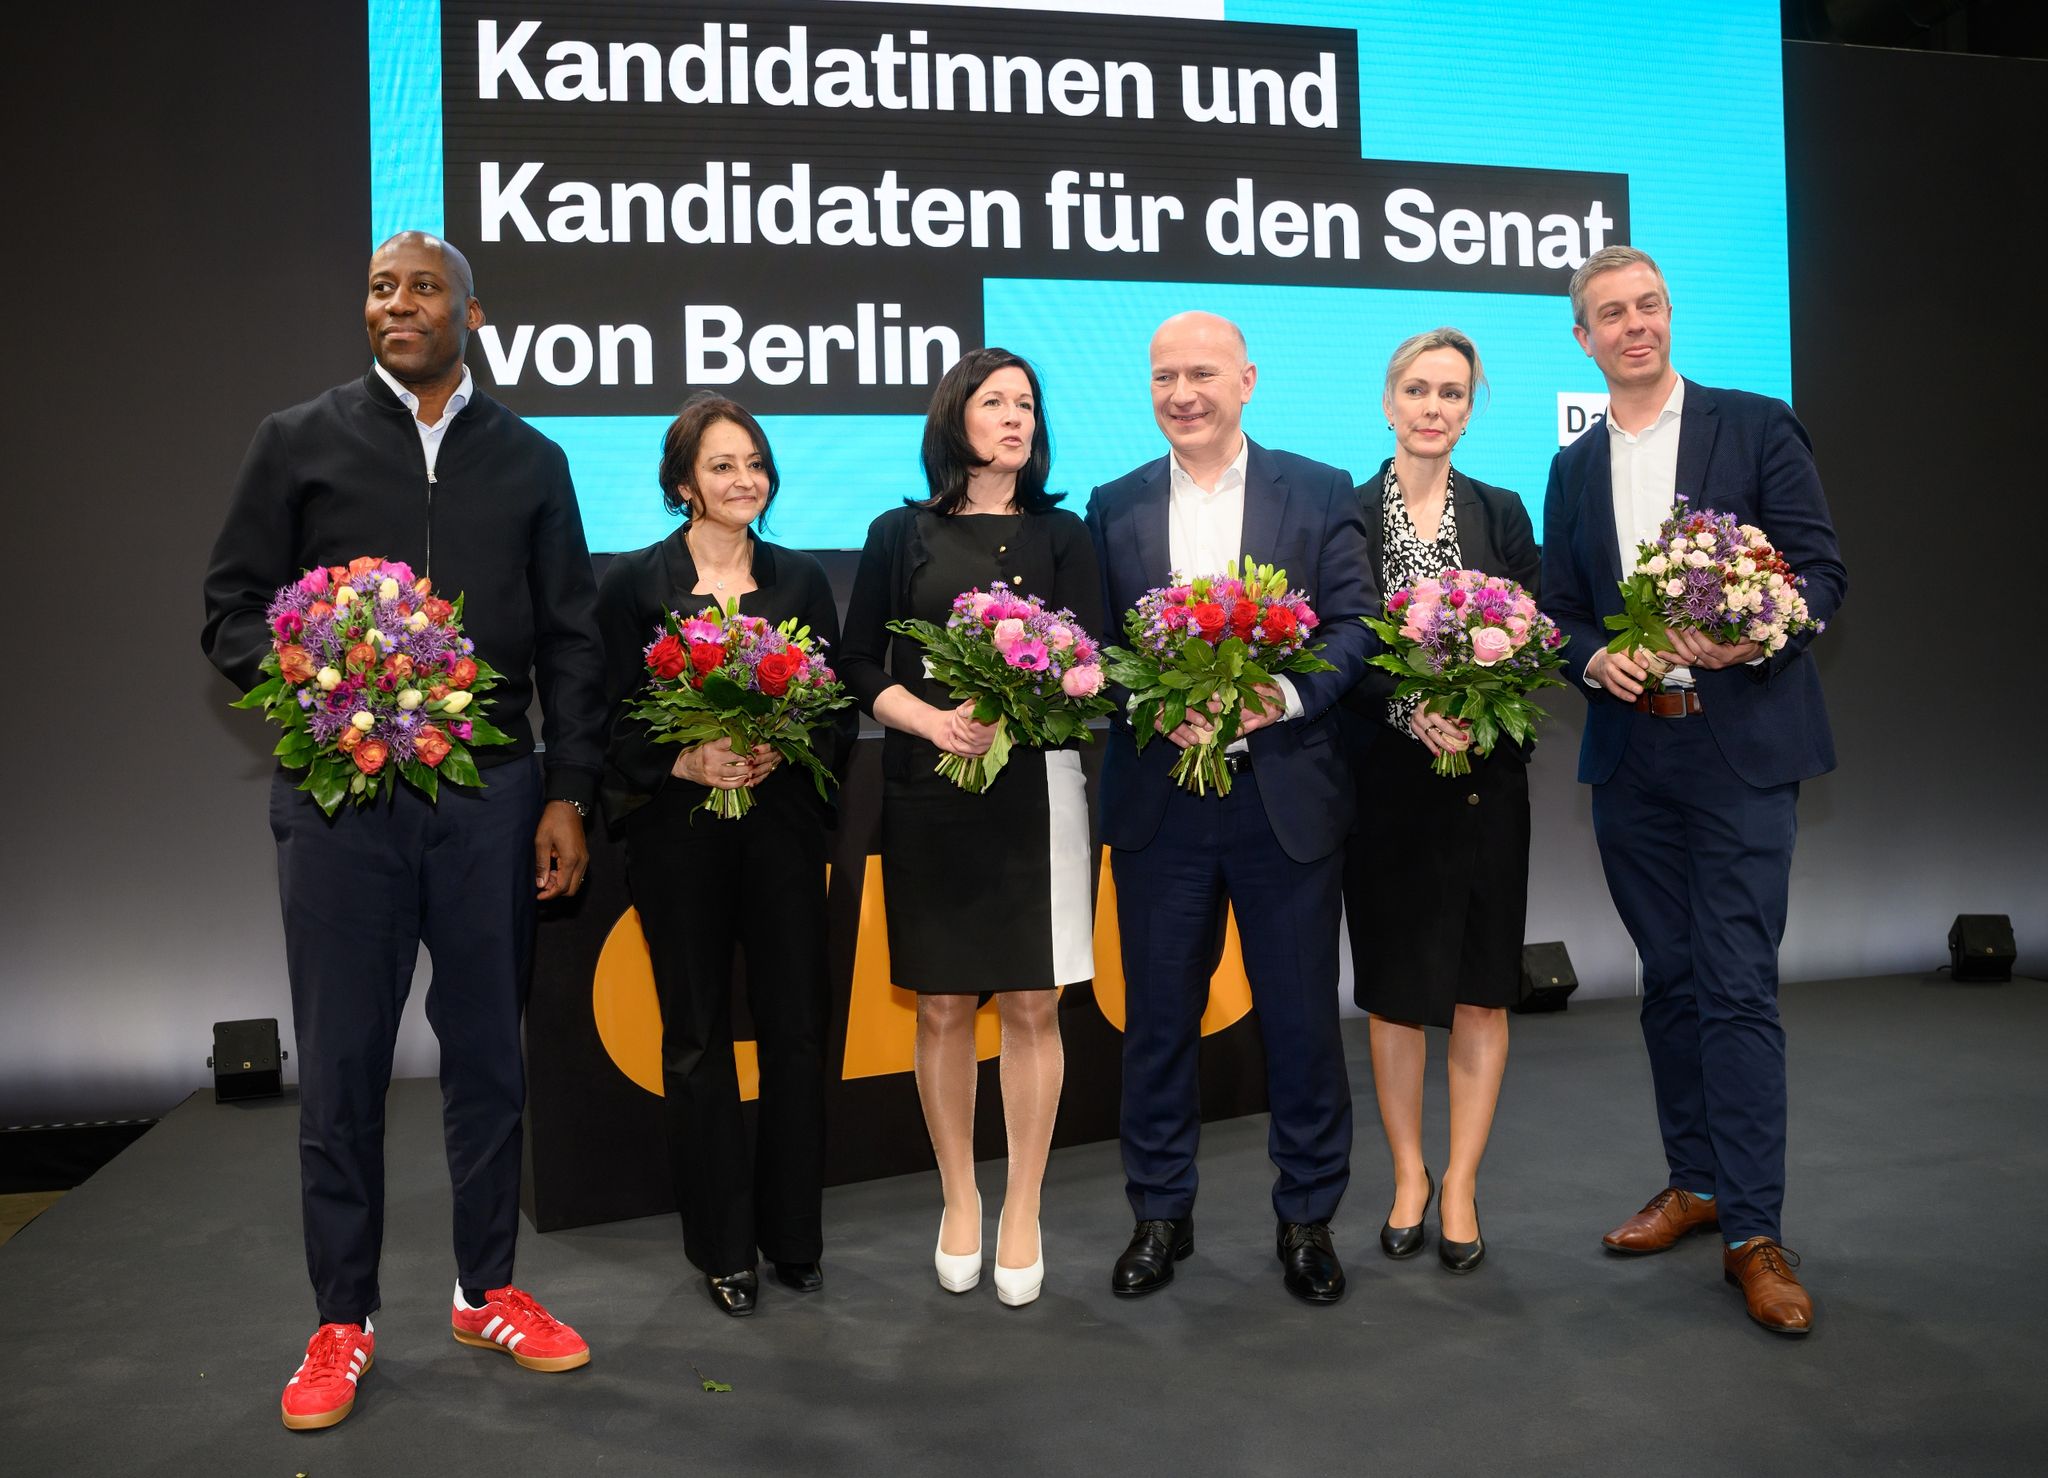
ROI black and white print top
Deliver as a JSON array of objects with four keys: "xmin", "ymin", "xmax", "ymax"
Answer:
[{"xmin": 1380, "ymin": 464, "xmax": 1463, "ymax": 743}]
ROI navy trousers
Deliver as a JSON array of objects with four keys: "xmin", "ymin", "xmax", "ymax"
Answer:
[
  {"xmin": 270, "ymin": 758, "xmax": 542, "ymax": 1324},
  {"xmin": 1111, "ymin": 768, "xmax": 1353, "ymax": 1226},
  {"xmin": 1590, "ymin": 715, "xmax": 1798, "ymax": 1244}
]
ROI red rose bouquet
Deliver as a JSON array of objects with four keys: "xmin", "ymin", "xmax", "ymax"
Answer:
[
  {"xmin": 886, "ymin": 586, "xmax": 1113, "ymax": 792},
  {"xmin": 1102, "ymin": 558, "xmax": 1335, "ymax": 796},
  {"xmin": 625, "ymin": 599, "xmax": 851, "ymax": 819},
  {"xmin": 231, "ymin": 556, "xmax": 513, "ymax": 814},
  {"xmin": 1364, "ymin": 568, "xmax": 1568, "ymax": 777}
]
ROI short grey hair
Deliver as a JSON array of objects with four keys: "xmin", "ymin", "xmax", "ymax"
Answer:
[
  {"xmin": 1382, "ymin": 326, "xmax": 1487, "ymax": 407},
  {"xmin": 1568, "ymin": 246, "xmax": 1667, "ymax": 328}
]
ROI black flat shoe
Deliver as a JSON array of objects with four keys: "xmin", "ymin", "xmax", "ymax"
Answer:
[
  {"xmin": 1439, "ymin": 1197, "xmax": 1485, "ymax": 1274},
  {"xmin": 772, "ymin": 1261, "xmax": 823, "ymax": 1292},
  {"xmin": 705, "ymin": 1269, "xmax": 759, "ymax": 1316},
  {"xmin": 1380, "ymin": 1168, "xmax": 1435, "ymax": 1260},
  {"xmin": 1277, "ymin": 1221, "xmax": 1346, "ymax": 1304},
  {"xmin": 1112, "ymin": 1217, "xmax": 1194, "ymax": 1297}
]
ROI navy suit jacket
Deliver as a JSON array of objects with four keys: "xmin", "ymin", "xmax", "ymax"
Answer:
[
  {"xmin": 1085, "ymin": 439, "xmax": 1377, "ymax": 863},
  {"xmin": 1541, "ymin": 379, "xmax": 1848, "ymax": 789}
]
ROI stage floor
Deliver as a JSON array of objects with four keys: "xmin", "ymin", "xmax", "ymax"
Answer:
[{"xmin": 2, "ymin": 975, "xmax": 2042, "ymax": 1475}]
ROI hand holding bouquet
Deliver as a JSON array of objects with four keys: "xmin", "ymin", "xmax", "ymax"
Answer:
[
  {"xmin": 1605, "ymin": 497, "xmax": 1823, "ymax": 672},
  {"xmin": 1365, "ymin": 569, "xmax": 1567, "ymax": 777},
  {"xmin": 626, "ymin": 600, "xmax": 851, "ymax": 819},
  {"xmin": 232, "ymin": 556, "xmax": 513, "ymax": 814},
  {"xmin": 887, "ymin": 587, "xmax": 1113, "ymax": 792},
  {"xmin": 1103, "ymin": 558, "xmax": 1335, "ymax": 796}
]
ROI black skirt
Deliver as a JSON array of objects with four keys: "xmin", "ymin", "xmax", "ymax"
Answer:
[{"xmin": 1342, "ymin": 734, "xmax": 1529, "ymax": 1027}]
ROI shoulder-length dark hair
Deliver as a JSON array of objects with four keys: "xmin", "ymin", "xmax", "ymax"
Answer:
[
  {"xmin": 659, "ymin": 392, "xmax": 781, "ymax": 526},
  {"xmin": 912, "ymin": 347, "xmax": 1063, "ymax": 515}
]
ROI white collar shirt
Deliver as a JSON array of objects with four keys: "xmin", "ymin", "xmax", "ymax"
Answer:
[
  {"xmin": 373, "ymin": 360, "xmax": 473, "ymax": 478},
  {"xmin": 1605, "ymin": 376, "xmax": 1691, "ymax": 686}
]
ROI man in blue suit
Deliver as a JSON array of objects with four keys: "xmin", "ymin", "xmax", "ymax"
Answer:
[
  {"xmin": 1085, "ymin": 311, "xmax": 1376, "ymax": 1304},
  {"xmin": 1541, "ymin": 247, "xmax": 1846, "ymax": 1335}
]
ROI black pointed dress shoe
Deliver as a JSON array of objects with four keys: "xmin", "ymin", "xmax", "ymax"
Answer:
[
  {"xmin": 1380, "ymin": 1169, "xmax": 1435, "ymax": 1260},
  {"xmin": 1111, "ymin": 1217, "xmax": 1194, "ymax": 1297},
  {"xmin": 705, "ymin": 1269, "xmax": 759, "ymax": 1316},
  {"xmin": 1439, "ymin": 1199, "xmax": 1485, "ymax": 1274},
  {"xmin": 772, "ymin": 1261, "xmax": 824, "ymax": 1292},
  {"xmin": 1277, "ymin": 1222, "xmax": 1345, "ymax": 1304}
]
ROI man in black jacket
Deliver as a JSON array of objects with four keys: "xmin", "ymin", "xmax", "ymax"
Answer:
[{"xmin": 202, "ymin": 232, "xmax": 607, "ymax": 1430}]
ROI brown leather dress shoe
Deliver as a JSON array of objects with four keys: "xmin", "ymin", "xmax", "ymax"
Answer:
[
  {"xmin": 1602, "ymin": 1187, "xmax": 1719, "ymax": 1253},
  {"xmin": 1723, "ymin": 1238, "xmax": 1813, "ymax": 1335}
]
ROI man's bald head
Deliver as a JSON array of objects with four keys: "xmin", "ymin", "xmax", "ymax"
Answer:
[
  {"xmin": 372, "ymin": 231, "xmax": 475, "ymax": 301},
  {"xmin": 1148, "ymin": 311, "xmax": 1256, "ymax": 477}
]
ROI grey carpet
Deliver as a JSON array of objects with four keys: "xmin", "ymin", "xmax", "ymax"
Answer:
[{"xmin": 2, "ymin": 975, "xmax": 2042, "ymax": 1476}]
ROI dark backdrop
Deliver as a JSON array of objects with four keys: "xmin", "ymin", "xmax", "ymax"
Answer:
[{"xmin": 3, "ymin": 12, "xmax": 2042, "ymax": 1120}]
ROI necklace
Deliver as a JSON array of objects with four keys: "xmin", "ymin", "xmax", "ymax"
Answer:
[{"xmin": 687, "ymin": 527, "xmax": 749, "ymax": 593}]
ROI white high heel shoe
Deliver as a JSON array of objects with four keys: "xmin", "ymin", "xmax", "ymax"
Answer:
[
  {"xmin": 934, "ymin": 1191, "xmax": 982, "ymax": 1293},
  {"xmin": 993, "ymin": 1209, "xmax": 1044, "ymax": 1308}
]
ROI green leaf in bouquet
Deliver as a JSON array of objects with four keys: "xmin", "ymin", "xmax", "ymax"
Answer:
[
  {"xmin": 402, "ymin": 759, "xmax": 440, "ymax": 802},
  {"xmin": 439, "ymin": 746, "xmax": 483, "ymax": 788},
  {"xmin": 463, "ymin": 715, "xmax": 513, "ymax": 746},
  {"xmin": 1284, "ymin": 650, "xmax": 1338, "ymax": 675},
  {"xmin": 1406, "ymin": 648, "xmax": 1437, "ymax": 677},
  {"xmin": 234, "ymin": 676, "xmax": 286, "ymax": 709},
  {"xmin": 305, "ymin": 761, "xmax": 349, "ymax": 817}
]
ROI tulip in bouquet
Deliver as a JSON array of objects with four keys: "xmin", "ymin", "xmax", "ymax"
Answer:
[
  {"xmin": 1604, "ymin": 496, "xmax": 1823, "ymax": 670},
  {"xmin": 232, "ymin": 556, "xmax": 513, "ymax": 814},
  {"xmin": 1365, "ymin": 569, "xmax": 1568, "ymax": 777},
  {"xmin": 626, "ymin": 599, "xmax": 851, "ymax": 819},
  {"xmin": 1103, "ymin": 558, "xmax": 1335, "ymax": 797},
  {"xmin": 887, "ymin": 587, "xmax": 1113, "ymax": 792}
]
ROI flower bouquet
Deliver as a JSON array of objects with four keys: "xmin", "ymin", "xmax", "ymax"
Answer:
[
  {"xmin": 887, "ymin": 587, "xmax": 1113, "ymax": 792},
  {"xmin": 1103, "ymin": 558, "xmax": 1335, "ymax": 796},
  {"xmin": 625, "ymin": 599, "xmax": 851, "ymax": 819},
  {"xmin": 231, "ymin": 556, "xmax": 513, "ymax": 814},
  {"xmin": 1603, "ymin": 497, "xmax": 1824, "ymax": 671},
  {"xmin": 1364, "ymin": 569, "xmax": 1568, "ymax": 777}
]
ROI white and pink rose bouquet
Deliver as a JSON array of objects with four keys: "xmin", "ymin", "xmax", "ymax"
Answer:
[
  {"xmin": 1365, "ymin": 569, "xmax": 1567, "ymax": 777},
  {"xmin": 1103, "ymin": 558, "xmax": 1335, "ymax": 796},
  {"xmin": 888, "ymin": 587, "xmax": 1113, "ymax": 792},
  {"xmin": 1604, "ymin": 496, "xmax": 1823, "ymax": 668},
  {"xmin": 232, "ymin": 556, "xmax": 513, "ymax": 814}
]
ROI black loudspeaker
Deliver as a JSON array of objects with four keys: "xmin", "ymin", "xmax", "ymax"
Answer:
[
  {"xmin": 1948, "ymin": 915, "xmax": 2017, "ymax": 983},
  {"xmin": 209, "ymin": 1019, "xmax": 286, "ymax": 1102},
  {"xmin": 1514, "ymin": 942, "xmax": 1578, "ymax": 1014}
]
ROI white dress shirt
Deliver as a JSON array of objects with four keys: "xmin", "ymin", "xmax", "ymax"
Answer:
[
  {"xmin": 1603, "ymin": 376, "xmax": 1692, "ymax": 687},
  {"xmin": 373, "ymin": 360, "xmax": 473, "ymax": 477},
  {"xmin": 1166, "ymin": 435, "xmax": 1303, "ymax": 739}
]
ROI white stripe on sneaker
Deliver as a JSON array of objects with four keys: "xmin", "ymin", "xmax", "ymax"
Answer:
[
  {"xmin": 495, "ymin": 1326, "xmax": 514, "ymax": 1345},
  {"xmin": 507, "ymin": 1331, "xmax": 526, "ymax": 1351},
  {"xmin": 481, "ymin": 1316, "xmax": 503, "ymax": 1339},
  {"xmin": 346, "ymin": 1370, "xmax": 359, "ymax": 1383}
]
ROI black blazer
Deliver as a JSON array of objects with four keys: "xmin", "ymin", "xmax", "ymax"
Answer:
[
  {"xmin": 1342, "ymin": 459, "xmax": 1539, "ymax": 756},
  {"xmin": 838, "ymin": 502, "xmax": 1104, "ymax": 781},
  {"xmin": 594, "ymin": 528, "xmax": 851, "ymax": 834}
]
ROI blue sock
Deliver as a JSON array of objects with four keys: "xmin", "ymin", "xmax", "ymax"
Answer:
[
  {"xmin": 1726, "ymin": 1238, "xmax": 1749, "ymax": 1251},
  {"xmin": 1692, "ymin": 1191, "xmax": 1715, "ymax": 1201}
]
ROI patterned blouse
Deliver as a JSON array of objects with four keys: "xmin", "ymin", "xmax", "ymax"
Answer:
[{"xmin": 1380, "ymin": 464, "xmax": 1463, "ymax": 742}]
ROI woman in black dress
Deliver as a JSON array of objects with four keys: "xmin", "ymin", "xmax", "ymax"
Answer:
[
  {"xmin": 1341, "ymin": 328, "xmax": 1536, "ymax": 1274},
  {"xmin": 595, "ymin": 394, "xmax": 851, "ymax": 1317},
  {"xmin": 839, "ymin": 348, "xmax": 1104, "ymax": 1308}
]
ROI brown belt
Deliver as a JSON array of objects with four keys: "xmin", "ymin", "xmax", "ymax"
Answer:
[{"xmin": 1633, "ymin": 688, "xmax": 1703, "ymax": 718}]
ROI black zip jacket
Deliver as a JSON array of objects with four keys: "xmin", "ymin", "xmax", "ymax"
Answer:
[{"xmin": 200, "ymin": 369, "xmax": 606, "ymax": 807}]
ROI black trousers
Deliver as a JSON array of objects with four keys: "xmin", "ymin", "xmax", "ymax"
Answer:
[
  {"xmin": 270, "ymin": 758, "xmax": 541, "ymax": 1325},
  {"xmin": 624, "ymin": 780, "xmax": 830, "ymax": 1274}
]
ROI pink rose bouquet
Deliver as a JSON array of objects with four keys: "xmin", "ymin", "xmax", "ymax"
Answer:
[
  {"xmin": 1604, "ymin": 496, "xmax": 1823, "ymax": 668},
  {"xmin": 231, "ymin": 556, "xmax": 513, "ymax": 814},
  {"xmin": 887, "ymin": 587, "xmax": 1113, "ymax": 792},
  {"xmin": 1103, "ymin": 558, "xmax": 1335, "ymax": 796},
  {"xmin": 625, "ymin": 598, "xmax": 851, "ymax": 819},
  {"xmin": 1364, "ymin": 568, "xmax": 1567, "ymax": 777}
]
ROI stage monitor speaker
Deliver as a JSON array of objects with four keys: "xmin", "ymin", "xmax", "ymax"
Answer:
[
  {"xmin": 209, "ymin": 1019, "xmax": 286, "ymax": 1102},
  {"xmin": 1515, "ymin": 942, "xmax": 1578, "ymax": 1014},
  {"xmin": 1948, "ymin": 915, "xmax": 2016, "ymax": 983}
]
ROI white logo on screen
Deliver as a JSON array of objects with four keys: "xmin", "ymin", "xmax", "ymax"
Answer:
[{"xmin": 1558, "ymin": 392, "xmax": 1609, "ymax": 446}]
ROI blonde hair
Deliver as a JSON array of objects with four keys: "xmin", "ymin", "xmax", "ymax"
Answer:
[
  {"xmin": 1568, "ymin": 246, "xmax": 1669, "ymax": 327},
  {"xmin": 1382, "ymin": 327, "xmax": 1487, "ymax": 408}
]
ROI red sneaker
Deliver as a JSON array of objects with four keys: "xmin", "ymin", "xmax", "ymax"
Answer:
[
  {"xmin": 450, "ymin": 1285, "xmax": 590, "ymax": 1372},
  {"xmin": 280, "ymin": 1320, "xmax": 374, "ymax": 1431}
]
